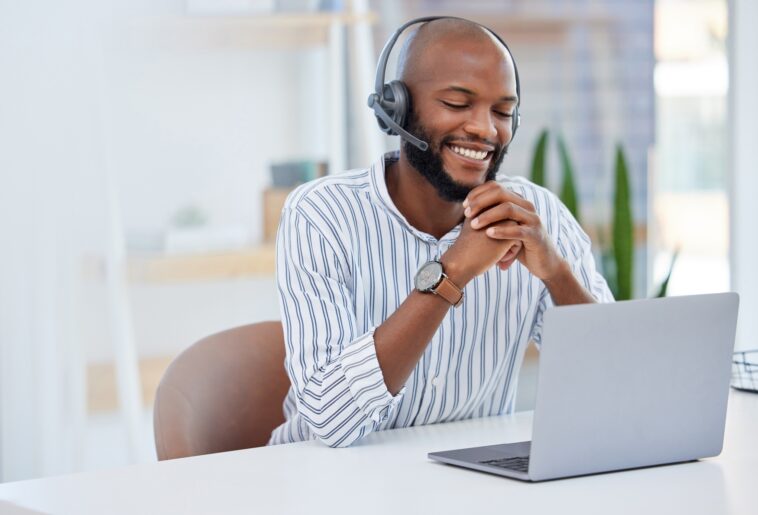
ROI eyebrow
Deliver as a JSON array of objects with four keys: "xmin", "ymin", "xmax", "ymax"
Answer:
[{"xmin": 443, "ymin": 85, "xmax": 518, "ymax": 103}]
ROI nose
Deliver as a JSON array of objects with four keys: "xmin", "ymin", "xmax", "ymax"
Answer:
[{"xmin": 463, "ymin": 107, "xmax": 499, "ymax": 143}]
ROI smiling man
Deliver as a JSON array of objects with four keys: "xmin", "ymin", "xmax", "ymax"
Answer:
[{"xmin": 269, "ymin": 18, "xmax": 613, "ymax": 447}]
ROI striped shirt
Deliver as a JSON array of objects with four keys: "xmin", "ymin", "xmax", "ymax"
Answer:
[{"xmin": 269, "ymin": 152, "xmax": 613, "ymax": 448}]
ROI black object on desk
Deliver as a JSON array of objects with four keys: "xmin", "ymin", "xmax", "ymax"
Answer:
[{"xmin": 732, "ymin": 350, "xmax": 758, "ymax": 392}]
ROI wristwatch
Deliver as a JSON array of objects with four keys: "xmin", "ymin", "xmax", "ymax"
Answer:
[{"xmin": 414, "ymin": 260, "xmax": 464, "ymax": 307}]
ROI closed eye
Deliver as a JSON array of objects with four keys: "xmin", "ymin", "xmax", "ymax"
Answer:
[
  {"xmin": 441, "ymin": 100, "xmax": 468, "ymax": 110},
  {"xmin": 494, "ymin": 110, "xmax": 513, "ymax": 118}
]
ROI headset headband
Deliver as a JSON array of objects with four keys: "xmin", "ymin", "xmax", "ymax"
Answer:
[{"xmin": 374, "ymin": 16, "xmax": 521, "ymax": 108}]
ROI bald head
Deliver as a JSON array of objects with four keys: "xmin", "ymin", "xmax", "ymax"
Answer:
[{"xmin": 396, "ymin": 18, "xmax": 513, "ymax": 86}]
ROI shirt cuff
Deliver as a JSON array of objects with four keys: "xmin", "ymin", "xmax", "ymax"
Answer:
[{"xmin": 339, "ymin": 326, "xmax": 405, "ymax": 424}]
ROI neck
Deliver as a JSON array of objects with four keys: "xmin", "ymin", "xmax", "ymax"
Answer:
[{"xmin": 385, "ymin": 153, "xmax": 465, "ymax": 240}]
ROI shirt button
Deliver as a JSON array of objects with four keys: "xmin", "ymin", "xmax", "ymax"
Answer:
[{"xmin": 431, "ymin": 376, "xmax": 444, "ymax": 388}]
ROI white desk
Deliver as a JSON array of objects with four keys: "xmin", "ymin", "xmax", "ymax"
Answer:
[{"xmin": 1, "ymin": 391, "xmax": 756, "ymax": 515}]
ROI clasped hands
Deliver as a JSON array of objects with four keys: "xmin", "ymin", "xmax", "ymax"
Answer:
[{"xmin": 461, "ymin": 182, "xmax": 564, "ymax": 281}]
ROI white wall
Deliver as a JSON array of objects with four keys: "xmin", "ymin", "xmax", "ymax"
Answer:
[
  {"xmin": 105, "ymin": 28, "xmax": 327, "ymax": 244},
  {"xmin": 0, "ymin": 0, "xmax": 110, "ymax": 482},
  {"xmin": 0, "ymin": 0, "xmax": 328, "ymax": 481},
  {"xmin": 728, "ymin": 0, "xmax": 758, "ymax": 350},
  {"xmin": 89, "ymin": 6, "xmax": 328, "ymax": 362}
]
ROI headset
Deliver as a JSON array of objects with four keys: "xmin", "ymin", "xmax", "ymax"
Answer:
[{"xmin": 367, "ymin": 16, "xmax": 521, "ymax": 152}]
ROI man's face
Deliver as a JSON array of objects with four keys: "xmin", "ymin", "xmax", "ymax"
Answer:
[{"xmin": 402, "ymin": 34, "xmax": 518, "ymax": 202}]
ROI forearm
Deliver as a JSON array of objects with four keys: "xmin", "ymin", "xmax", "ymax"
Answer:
[
  {"xmin": 542, "ymin": 259, "xmax": 597, "ymax": 306},
  {"xmin": 374, "ymin": 256, "xmax": 474, "ymax": 396},
  {"xmin": 374, "ymin": 289, "xmax": 455, "ymax": 395}
]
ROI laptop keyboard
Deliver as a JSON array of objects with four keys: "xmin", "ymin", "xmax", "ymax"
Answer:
[{"xmin": 478, "ymin": 456, "xmax": 530, "ymax": 473}]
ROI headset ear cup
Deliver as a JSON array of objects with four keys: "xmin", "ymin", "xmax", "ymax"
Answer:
[
  {"xmin": 375, "ymin": 81, "xmax": 410, "ymax": 136},
  {"xmin": 373, "ymin": 87, "xmax": 392, "ymax": 135},
  {"xmin": 387, "ymin": 80, "xmax": 410, "ymax": 130}
]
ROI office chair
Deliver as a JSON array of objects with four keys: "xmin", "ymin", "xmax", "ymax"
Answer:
[{"xmin": 153, "ymin": 321, "xmax": 291, "ymax": 461}]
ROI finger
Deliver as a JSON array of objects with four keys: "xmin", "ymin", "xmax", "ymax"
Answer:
[
  {"xmin": 497, "ymin": 252, "xmax": 521, "ymax": 271},
  {"xmin": 465, "ymin": 186, "xmax": 535, "ymax": 218},
  {"xmin": 463, "ymin": 183, "xmax": 501, "ymax": 217},
  {"xmin": 465, "ymin": 185, "xmax": 509, "ymax": 217},
  {"xmin": 500, "ymin": 242, "xmax": 522, "ymax": 262},
  {"xmin": 486, "ymin": 223, "xmax": 531, "ymax": 241},
  {"xmin": 497, "ymin": 241, "xmax": 521, "ymax": 262},
  {"xmin": 463, "ymin": 181, "xmax": 500, "ymax": 209},
  {"xmin": 500, "ymin": 243, "xmax": 526, "ymax": 269},
  {"xmin": 471, "ymin": 203, "xmax": 540, "ymax": 229},
  {"xmin": 498, "ymin": 247, "xmax": 521, "ymax": 263}
]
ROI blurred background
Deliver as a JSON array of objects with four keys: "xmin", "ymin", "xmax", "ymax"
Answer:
[{"xmin": 1, "ymin": 0, "xmax": 755, "ymax": 482}]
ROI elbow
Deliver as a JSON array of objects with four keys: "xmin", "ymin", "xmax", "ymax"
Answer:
[
  {"xmin": 307, "ymin": 423, "xmax": 362, "ymax": 448},
  {"xmin": 298, "ymin": 409, "xmax": 367, "ymax": 448},
  {"xmin": 295, "ymin": 385, "xmax": 376, "ymax": 448},
  {"xmin": 315, "ymin": 434, "xmax": 356, "ymax": 449}
]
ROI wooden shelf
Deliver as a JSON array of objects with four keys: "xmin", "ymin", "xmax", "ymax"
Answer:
[{"xmin": 127, "ymin": 244, "xmax": 276, "ymax": 283}]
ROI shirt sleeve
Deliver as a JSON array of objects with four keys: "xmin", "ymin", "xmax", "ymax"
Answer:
[
  {"xmin": 276, "ymin": 204, "xmax": 405, "ymax": 448},
  {"xmin": 530, "ymin": 201, "xmax": 615, "ymax": 346}
]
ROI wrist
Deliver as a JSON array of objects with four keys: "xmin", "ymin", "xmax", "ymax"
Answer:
[
  {"xmin": 439, "ymin": 255, "xmax": 474, "ymax": 287},
  {"xmin": 542, "ymin": 259, "xmax": 571, "ymax": 285},
  {"xmin": 541, "ymin": 258, "xmax": 597, "ymax": 305}
]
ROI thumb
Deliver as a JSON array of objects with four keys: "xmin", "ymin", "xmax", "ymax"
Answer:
[{"xmin": 500, "ymin": 241, "xmax": 522, "ymax": 262}]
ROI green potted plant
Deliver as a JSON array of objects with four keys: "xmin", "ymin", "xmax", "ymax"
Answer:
[{"xmin": 528, "ymin": 129, "xmax": 677, "ymax": 299}]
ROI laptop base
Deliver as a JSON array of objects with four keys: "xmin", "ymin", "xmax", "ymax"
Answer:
[{"xmin": 429, "ymin": 441, "xmax": 533, "ymax": 481}]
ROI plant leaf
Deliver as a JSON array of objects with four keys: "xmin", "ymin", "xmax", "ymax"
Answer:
[
  {"xmin": 613, "ymin": 144, "xmax": 634, "ymax": 300},
  {"xmin": 558, "ymin": 135, "xmax": 580, "ymax": 224},
  {"xmin": 530, "ymin": 129, "xmax": 549, "ymax": 187},
  {"xmin": 653, "ymin": 249, "xmax": 680, "ymax": 298},
  {"xmin": 601, "ymin": 249, "xmax": 619, "ymax": 300}
]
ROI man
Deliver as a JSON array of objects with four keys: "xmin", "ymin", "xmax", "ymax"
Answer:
[{"xmin": 269, "ymin": 18, "xmax": 613, "ymax": 447}]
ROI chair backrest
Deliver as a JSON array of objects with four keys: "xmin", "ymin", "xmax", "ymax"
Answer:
[{"xmin": 153, "ymin": 321, "xmax": 291, "ymax": 461}]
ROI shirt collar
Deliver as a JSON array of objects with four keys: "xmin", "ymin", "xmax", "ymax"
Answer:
[{"xmin": 370, "ymin": 151, "xmax": 462, "ymax": 245}]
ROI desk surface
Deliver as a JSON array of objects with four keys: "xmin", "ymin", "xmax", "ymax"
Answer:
[{"xmin": 1, "ymin": 391, "xmax": 756, "ymax": 515}]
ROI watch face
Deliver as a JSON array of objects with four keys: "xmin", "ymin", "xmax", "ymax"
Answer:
[{"xmin": 415, "ymin": 261, "xmax": 444, "ymax": 292}]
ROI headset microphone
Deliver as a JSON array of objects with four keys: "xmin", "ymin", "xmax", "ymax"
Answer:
[
  {"xmin": 368, "ymin": 16, "xmax": 521, "ymax": 153},
  {"xmin": 367, "ymin": 92, "xmax": 428, "ymax": 151}
]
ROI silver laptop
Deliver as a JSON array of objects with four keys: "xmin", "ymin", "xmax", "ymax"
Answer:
[{"xmin": 428, "ymin": 293, "xmax": 740, "ymax": 481}]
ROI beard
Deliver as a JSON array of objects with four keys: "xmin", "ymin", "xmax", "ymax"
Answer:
[{"xmin": 402, "ymin": 110, "xmax": 507, "ymax": 202}]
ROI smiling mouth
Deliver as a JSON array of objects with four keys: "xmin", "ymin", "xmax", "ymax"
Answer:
[{"xmin": 445, "ymin": 144, "xmax": 492, "ymax": 163}]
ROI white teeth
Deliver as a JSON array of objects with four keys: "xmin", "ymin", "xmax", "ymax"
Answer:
[{"xmin": 451, "ymin": 145, "xmax": 488, "ymax": 160}]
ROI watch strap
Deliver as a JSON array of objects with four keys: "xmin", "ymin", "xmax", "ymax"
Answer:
[{"xmin": 434, "ymin": 274, "xmax": 464, "ymax": 307}]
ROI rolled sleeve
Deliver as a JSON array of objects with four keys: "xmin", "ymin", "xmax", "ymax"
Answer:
[
  {"xmin": 277, "ymin": 203, "xmax": 403, "ymax": 447},
  {"xmin": 339, "ymin": 326, "xmax": 406, "ymax": 424}
]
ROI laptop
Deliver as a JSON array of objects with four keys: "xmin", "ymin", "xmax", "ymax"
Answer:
[{"xmin": 428, "ymin": 293, "xmax": 740, "ymax": 481}]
